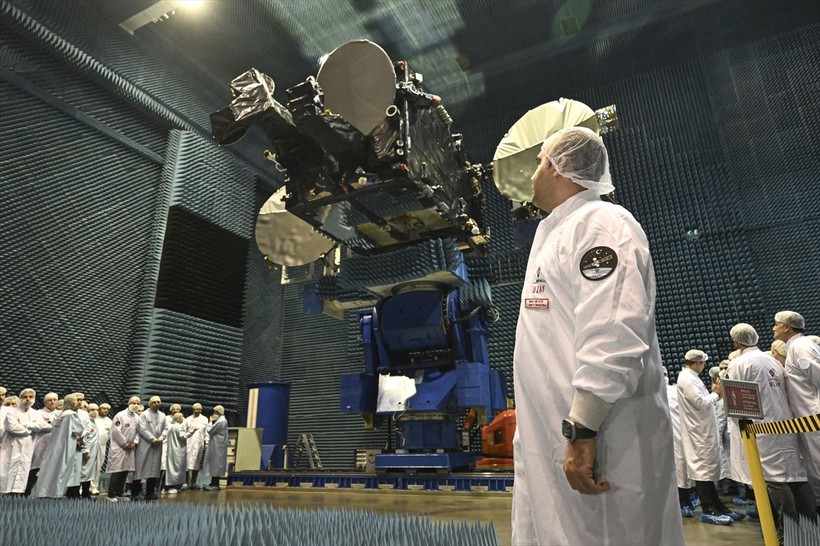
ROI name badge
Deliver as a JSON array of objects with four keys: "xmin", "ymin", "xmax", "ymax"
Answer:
[{"xmin": 525, "ymin": 298, "xmax": 549, "ymax": 309}]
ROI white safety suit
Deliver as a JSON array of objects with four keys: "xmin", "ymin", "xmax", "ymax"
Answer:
[
  {"xmin": 30, "ymin": 407, "xmax": 56, "ymax": 470},
  {"xmin": 726, "ymin": 346, "xmax": 806, "ymax": 484},
  {"xmin": 165, "ymin": 422, "xmax": 193, "ymax": 487},
  {"xmin": 108, "ymin": 408, "xmax": 139, "ymax": 473},
  {"xmin": 185, "ymin": 414, "xmax": 209, "ymax": 470},
  {"xmin": 666, "ymin": 383, "xmax": 691, "ymax": 489},
  {"xmin": 784, "ymin": 334, "xmax": 820, "ymax": 501},
  {"xmin": 80, "ymin": 414, "xmax": 99, "ymax": 482},
  {"xmin": 0, "ymin": 406, "xmax": 51, "ymax": 493},
  {"xmin": 203, "ymin": 416, "xmax": 229, "ymax": 478},
  {"xmin": 512, "ymin": 190, "xmax": 683, "ymax": 546},
  {"xmin": 677, "ymin": 367, "xmax": 721, "ymax": 481},
  {"xmin": 134, "ymin": 409, "xmax": 166, "ymax": 480},
  {"xmin": 92, "ymin": 414, "xmax": 112, "ymax": 489},
  {"xmin": 32, "ymin": 409, "xmax": 83, "ymax": 497}
]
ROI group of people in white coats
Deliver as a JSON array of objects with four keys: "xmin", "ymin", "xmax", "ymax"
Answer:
[
  {"xmin": 669, "ymin": 314, "xmax": 820, "ymax": 535},
  {"xmin": 0, "ymin": 388, "xmax": 230, "ymax": 502},
  {"xmin": 105, "ymin": 396, "xmax": 229, "ymax": 502},
  {"xmin": 0, "ymin": 391, "xmax": 107, "ymax": 498}
]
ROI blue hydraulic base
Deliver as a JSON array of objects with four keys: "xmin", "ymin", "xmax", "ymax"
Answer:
[
  {"xmin": 375, "ymin": 452, "xmax": 476, "ymax": 473},
  {"xmin": 227, "ymin": 470, "xmax": 513, "ymax": 492}
]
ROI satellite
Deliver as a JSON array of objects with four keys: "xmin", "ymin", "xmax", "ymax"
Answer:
[{"xmin": 211, "ymin": 40, "xmax": 489, "ymax": 267}]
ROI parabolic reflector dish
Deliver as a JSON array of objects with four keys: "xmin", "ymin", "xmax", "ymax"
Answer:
[
  {"xmin": 493, "ymin": 98, "xmax": 599, "ymax": 203},
  {"xmin": 317, "ymin": 40, "xmax": 396, "ymax": 135},
  {"xmin": 255, "ymin": 186, "xmax": 335, "ymax": 267}
]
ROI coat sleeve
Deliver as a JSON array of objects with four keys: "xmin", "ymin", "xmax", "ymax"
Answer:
[
  {"xmin": 4, "ymin": 411, "xmax": 30, "ymax": 436},
  {"xmin": 569, "ymin": 211, "xmax": 653, "ymax": 405},
  {"xmin": 678, "ymin": 375, "xmax": 717, "ymax": 410}
]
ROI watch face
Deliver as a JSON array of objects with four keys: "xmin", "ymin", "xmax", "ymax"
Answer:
[{"xmin": 561, "ymin": 419, "xmax": 573, "ymax": 441}]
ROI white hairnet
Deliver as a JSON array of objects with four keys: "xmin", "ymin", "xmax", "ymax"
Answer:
[
  {"xmin": 541, "ymin": 127, "xmax": 614, "ymax": 195},
  {"xmin": 806, "ymin": 335, "xmax": 820, "ymax": 345},
  {"xmin": 771, "ymin": 340, "xmax": 786, "ymax": 356},
  {"xmin": 213, "ymin": 405, "xmax": 225, "ymax": 415},
  {"xmin": 730, "ymin": 323, "xmax": 759, "ymax": 347},
  {"xmin": 684, "ymin": 349, "xmax": 709, "ymax": 362},
  {"xmin": 172, "ymin": 413, "xmax": 184, "ymax": 424},
  {"xmin": 708, "ymin": 366, "xmax": 721, "ymax": 380},
  {"xmin": 775, "ymin": 310, "xmax": 805, "ymax": 330}
]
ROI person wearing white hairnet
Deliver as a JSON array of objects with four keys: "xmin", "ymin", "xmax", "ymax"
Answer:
[
  {"xmin": 25, "ymin": 392, "xmax": 59, "ymax": 495},
  {"xmin": 107, "ymin": 396, "xmax": 140, "ymax": 501},
  {"xmin": 770, "ymin": 340, "xmax": 787, "ymax": 367},
  {"xmin": 91, "ymin": 402, "xmax": 112, "ymax": 495},
  {"xmin": 79, "ymin": 403, "xmax": 100, "ymax": 498},
  {"xmin": 32, "ymin": 393, "xmax": 84, "ymax": 498},
  {"xmin": 727, "ymin": 322, "xmax": 816, "ymax": 528},
  {"xmin": 677, "ymin": 350, "xmax": 739, "ymax": 524},
  {"xmin": 184, "ymin": 402, "xmax": 209, "ymax": 490},
  {"xmin": 663, "ymin": 367, "xmax": 696, "ymax": 517},
  {"xmin": 0, "ymin": 389, "xmax": 51, "ymax": 495},
  {"xmin": 773, "ymin": 311, "xmax": 820, "ymax": 507},
  {"xmin": 132, "ymin": 395, "xmax": 166, "ymax": 501},
  {"xmin": 165, "ymin": 413, "xmax": 193, "ymax": 494},
  {"xmin": 511, "ymin": 126, "xmax": 683, "ymax": 545},
  {"xmin": 708, "ymin": 366, "xmax": 731, "ymax": 489},
  {"xmin": 160, "ymin": 403, "xmax": 182, "ymax": 493},
  {"xmin": 203, "ymin": 405, "xmax": 228, "ymax": 491}
]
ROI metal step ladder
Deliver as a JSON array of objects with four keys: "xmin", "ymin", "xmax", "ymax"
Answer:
[{"xmin": 294, "ymin": 433, "xmax": 323, "ymax": 469}]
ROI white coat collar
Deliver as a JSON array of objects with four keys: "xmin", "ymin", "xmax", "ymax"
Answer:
[
  {"xmin": 539, "ymin": 189, "xmax": 600, "ymax": 232},
  {"xmin": 785, "ymin": 333, "xmax": 804, "ymax": 350}
]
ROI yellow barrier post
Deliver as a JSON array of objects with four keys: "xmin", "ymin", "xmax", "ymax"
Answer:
[{"xmin": 740, "ymin": 419, "xmax": 779, "ymax": 546}]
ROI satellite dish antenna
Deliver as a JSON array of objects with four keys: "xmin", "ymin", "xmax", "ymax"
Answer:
[
  {"xmin": 255, "ymin": 186, "xmax": 335, "ymax": 267},
  {"xmin": 492, "ymin": 98, "xmax": 600, "ymax": 203},
  {"xmin": 317, "ymin": 40, "xmax": 396, "ymax": 135}
]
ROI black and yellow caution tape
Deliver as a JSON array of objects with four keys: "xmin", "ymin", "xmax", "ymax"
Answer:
[{"xmin": 744, "ymin": 413, "xmax": 820, "ymax": 435}]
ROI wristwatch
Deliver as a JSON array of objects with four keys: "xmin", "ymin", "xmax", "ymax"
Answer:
[{"xmin": 561, "ymin": 419, "xmax": 597, "ymax": 442}]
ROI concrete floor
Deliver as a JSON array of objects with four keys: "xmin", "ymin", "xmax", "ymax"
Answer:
[{"xmin": 167, "ymin": 486, "xmax": 765, "ymax": 546}]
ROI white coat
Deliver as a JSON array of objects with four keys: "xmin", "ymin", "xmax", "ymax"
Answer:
[
  {"xmin": 80, "ymin": 414, "xmax": 99, "ymax": 482},
  {"xmin": 30, "ymin": 407, "xmax": 56, "ymax": 470},
  {"xmin": 93, "ymin": 415, "xmax": 112, "ymax": 483},
  {"xmin": 165, "ymin": 423, "xmax": 193, "ymax": 486},
  {"xmin": 108, "ymin": 408, "xmax": 139, "ymax": 473},
  {"xmin": 185, "ymin": 414, "xmax": 209, "ymax": 470},
  {"xmin": 0, "ymin": 405, "xmax": 8, "ymax": 443},
  {"xmin": 677, "ymin": 367, "xmax": 722, "ymax": 481},
  {"xmin": 32, "ymin": 410, "xmax": 83, "ymax": 498},
  {"xmin": 511, "ymin": 190, "xmax": 683, "ymax": 546},
  {"xmin": 203, "ymin": 416, "xmax": 229, "ymax": 478},
  {"xmin": 134, "ymin": 409, "xmax": 166, "ymax": 480},
  {"xmin": 784, "ymin": 334, "xmax": 820, "ymax": 499},
  {"xmin": 0, "ymin": 406, "xmax": 51, "ymax": 493},
  {"xmin": 666, "ymin": 384, "xmax": 691, "ymax": 489},
  {"xmin": 726, "ymin": 346, "xmax": 806, "ymax": 484}
]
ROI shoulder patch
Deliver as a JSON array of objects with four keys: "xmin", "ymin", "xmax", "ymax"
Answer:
[{"xmin": 579, "ymin": 246, "xmax": 618, "ymax": 281}]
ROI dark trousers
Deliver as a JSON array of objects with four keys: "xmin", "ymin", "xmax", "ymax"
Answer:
[
  {"xmin": 108, "ymin": 471, "xmax": 129, "ymax": 498},
  {"xmin": 24, "ymin": 468, "xmax": 39, "ymax": 496},
  {"xmin": 678, "ymin": 487, "xmax": 694, "ymax": 508},
  {"xmin": 767, "ymin": 481, "xmax": 817, "ymax": 526},
  {"xmin": 80, "ymin": 480, "xmax": 91, "ymax": 498},
  {"xmin": 695, "ymin": 480, "xmax": 728, "ymax": 515},
  {"xmin": 131, "ymin": 477, "xmax": 158, "ymax": 497}
]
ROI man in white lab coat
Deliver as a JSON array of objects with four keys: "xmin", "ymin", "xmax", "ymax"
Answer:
[
  {"xmin": 727, "ymin": 322, "xmax": 816, "ymax": 527},
  {"xmin": 677, "ymin": 350, "xmax": 742, "ymax": 525},
  {"xmin": 132, "ymin": 395, "xmax": 166, "ymax": 500},
  {"xmin": 107, "ymin": 396, "xmax": 140, "ymax": 501},
  {"xmin": 184, "ymin": 402, "xmax": 209, "ymax": 489},
  {"xmin": 0, "ymin": 389, "xmax": 51, "ymax": 495},
  {"xmin": 664, "ymin": 367, "xmax": 695, "ymax": 517},
  {"xmin": 511, "ymin": 127, "xmax": 684, "ymax": 545},
  {"xmin": 203, "ymin": 405, "xmax": 228, "ymax": 491},
  {"xmin": 32, "ymin": 393, "xmax": 84, "ymax": 498},
  {"xmin": 24, "ymin": 391, "xmax": 58, "ymax": 495},
  {"xmin": 91, "ymin": 402, "xmax": 113, "ymax": 495},
  {"xmin": 773, "ymin": 311, "xmax": 820, "ymax": 509}
]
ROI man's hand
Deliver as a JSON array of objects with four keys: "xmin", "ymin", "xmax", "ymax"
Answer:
[
  {"xmin": 712, "ymin": 377, "xmax": 723, "ymax": 399},
  {"xmin": 83, "ymin": 452, "xmax": 90, "ymax": 463},
  {"xmin": 563, "ymin": 438, "xmax": 610, "ymax": 495}
]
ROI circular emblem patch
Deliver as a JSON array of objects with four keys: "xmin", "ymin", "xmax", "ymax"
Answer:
[{"xmin": 579, "ymin": 246, "xmax": 618, "ymax": 281}]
